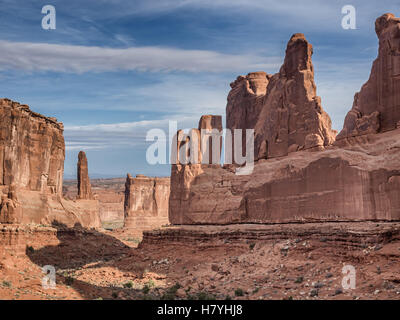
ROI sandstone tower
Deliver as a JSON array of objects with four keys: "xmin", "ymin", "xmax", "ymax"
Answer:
[{"xmin": 77, "ymin": 151, "xmax": 93, "ymax": 200}]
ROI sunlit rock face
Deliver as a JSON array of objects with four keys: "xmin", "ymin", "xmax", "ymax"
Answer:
[
  {"xmin": 77, "ymin": 151, "xmax": 93, "ymax": 200},
  {"xmin": 124, "ymin": 174, "xmax": 170, "ymax": 231},
  {"xmin": 227, "ymin": 33, "xmax": 336, "ymax": 161},
  {"xmin": 168, "ymin": 15, "xmax": 400, "ymax": 225},
  {"xmin": 0, "ymin": 98, "xmax": 100, "ymax": 228},
  {"xmin": 337, "ymin": 13, "xmax": 400, "ymax": 140}
]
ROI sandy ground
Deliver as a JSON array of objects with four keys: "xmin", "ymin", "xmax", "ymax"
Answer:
[{"xmin": 1, "ymin": 222, "xmax": 400, "ymax": 300}]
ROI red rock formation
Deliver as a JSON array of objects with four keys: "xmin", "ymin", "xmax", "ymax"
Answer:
[
  {"xmin": 337, "ymin": 13, "xmax": 400, "ymax": 139},
  {"xmin": 169, "ymin": 130, "xmax": 400, "ymax": 224},
  {"xmin": 77, "ymin": 151, "xmax": 93, "ymax": 200},
  {"xmin": 0, "ymin": 99, "xmax": 64, "ymax": 194},
  {"xmin": 198, "ymin": 115, "xmax": 223, "ymax": 165},
  {"xmin": 169, "ymin": 15, "xmax": 400, "ymax": 225},
  {"xmin": 124, "ymin": 174, "xmax": 170, "ymax": 232},
  {"xmin": 63, "ymin": 178, "xmax": 125, "ymax": 225},
  {"xmin": 0, "ymin": 99, "xmax": 100, "ymax": 228},
  {"xmin": 169, "ymin": 115, "xmax": 223, "ymax": 224},
  {"xmin": 227, "ymin": 34, "xmax": 336, "ymax": 160},
  {"xmin": 0, "ymin": 185, "xmax": 21, "ymax": 224}
]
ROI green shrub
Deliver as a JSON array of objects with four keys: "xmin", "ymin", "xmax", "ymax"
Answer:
[
  {"xmin": 26, "ymin": 246, "xmax": 34, "ymax": 253},
  {"xmin": 65, "ymin": 276, "xmax": 74, "ymax": 286},
  {"xmin": 234, "ymin": 288, "xmax": 244, "ymax": 297},
  {"xmin": 197, "ymin": 292, "xmax": 216, "ymax": 300},
  {"xmin": 123, "ymin": 281, "xmax": 133, "ymax": 289},
  {"xmin": 294, "ymin": 276, "xmax": 304, "ymax": 284}
]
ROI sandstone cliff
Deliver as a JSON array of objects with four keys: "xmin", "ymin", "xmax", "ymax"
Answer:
[
  {"xmin": 0, "ymin": 99, "xmax": 100, "ymax": 228},
  {"xmin": 227, "ymin": 34, "xmax": 336, "ymax": 160},
  {"xmin": 169, "ymin": 14, "xmax": 400, "ymax": 225},
  {"xmin": 124, "ymin": 174, "xmax": 170, "ymax": 232},
  {"xmin": 169, "ymin": 115, "xmax": 222, "ymax": 224},
  {"xmin": 337, "ymin": 14, "xmax": 400, "ymax": 139},
  {"xmin": 0, "ymin": 99, "xmax": 64, "ymax": 194}
]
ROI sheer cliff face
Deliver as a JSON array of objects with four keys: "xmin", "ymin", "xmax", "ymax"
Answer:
[
  {"xmin": 124, "ymin": 174, "xmax": 170, "ymax": 231},
  {"xmin": 337, "ymin": 13, "xmax": 400, "ymax": 139},
  {"xmin": 0, "ymin": 99, "xmax": 100, "ymax": 228},
  {"xmin": 0, "ymin": 98, "xmax": 64, "ymax": 195},
  {"xmin": 227, "ymin": 34, "xmax": 336, "ymax": 160},
  {"xmin": 169, "ymin": 14, "xmax": 400, "ymax": 225}
]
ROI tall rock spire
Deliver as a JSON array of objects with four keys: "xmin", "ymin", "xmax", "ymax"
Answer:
[
  {"xmin": 337, "ymin": 13, "xmax": 400, "ymax": 139},
  {"xmin": 226, "ymin": 33, "xmax": 336, "ymax": 160},
  {"xmin": 77, "ymin": 151, "xmax": 93, "ymax": 200}
]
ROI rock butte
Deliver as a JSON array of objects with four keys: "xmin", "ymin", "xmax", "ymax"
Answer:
[
  {"xmin": 0, "ymin": 99, "xmax": 100, "ymax": 228},
  {"xmin": 169, "ymin": 13, "xmax": 400, "ymax": 225},
  {"xmin": 124, "ymin": 174, "xmax": 170, "ymax": 233}
]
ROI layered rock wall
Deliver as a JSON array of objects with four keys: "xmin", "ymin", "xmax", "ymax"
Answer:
[
  {"xmin": 0, "ymin": 99, "xmax": 64, "ymax": 194},
  {"xmin": 169, "ymin": 115, "xmax": 223, "ymax": 224},
  {"xmin": 124, "ymin": 174, "xmax": 170, "ymax": 231},
  {"xmin": 169, "ymin": 14, "xmax": 400, "ymax": 225},
  {"xmin": 0, "ymin": 99, "xmax": 100, "ymax": 228},
  {"xmin": 169, "ymin": 130, "xmax": 400, "ymax": 224}
]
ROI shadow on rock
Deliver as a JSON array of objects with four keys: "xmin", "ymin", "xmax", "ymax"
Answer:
[{"xmin": 27, "ymin": 221, "xmax": 131, "ymax": 270}]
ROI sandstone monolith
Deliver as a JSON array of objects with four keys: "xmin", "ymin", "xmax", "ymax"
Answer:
[
  {"xmin": 77, "ymin": 151, "xmax": 93, "ymax": 200},
  {"xmin": 124, "ymin": 174, "xmax": 170, "ymax": 232},
  {"xmin": 227, "ymin": 34, "xmax": 337, "ymax": 160},
  {"xmin": 0, "ymin": 98, "xmax": 100, "ymax": 228},
  {"xmin": 168, "ymin": 15, "xmax": 400, "ymax": 225},
  {"xmin": 337, "ymin": 13, "xmax": 400, "ymax": 139}
]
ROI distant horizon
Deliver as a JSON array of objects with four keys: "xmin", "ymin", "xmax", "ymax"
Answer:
[{"xmin": 63, "ymin": 172, "xmax": 170, "ymax": 180}]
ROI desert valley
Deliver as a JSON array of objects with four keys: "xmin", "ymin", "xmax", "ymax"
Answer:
[{"xmin": 1, "ymin": 13, "xmax": 400, "ymax": 301}]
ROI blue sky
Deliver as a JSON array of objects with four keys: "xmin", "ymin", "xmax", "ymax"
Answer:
[{"xmin": 0, "ymin": 0, "xmax": 398, "ymax": 178}]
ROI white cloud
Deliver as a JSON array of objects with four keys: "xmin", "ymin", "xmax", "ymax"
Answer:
[
  {"xmin": 64, "ymin": 116, "xmax": 200, "ymax": 150},
  {"xmin": 0, "ymin": 40, "xmax": 280, "ymax": 74}
]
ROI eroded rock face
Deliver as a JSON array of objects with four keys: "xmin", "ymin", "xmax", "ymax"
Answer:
[
  {"xmin": 124, "ymin": 174, "xmax": 170, "ymax": 231},
  {"xmin": 170, "ymin": 130, "xmax": 400, "ymax": 224},
  {"xmin": 337, "ymin": 13, "xmax": 400, "ymax": 139},
  {"xmin": 77, "ymin": 151, "xmax": 93, "ymax": 200},
  {"xmin": 0, "ymin": 185, "xmax": 22, "ymax": 224},
  {"xmin": 0, "ymin": 99, "xmax": 100, "ymax": 228},
  {"xmin": 0, "ymin": 99, "xmax": 64, "ymax": 194},
  {"xmin": 198, "ymin": 115, "xmax": 223, "ymax": 165},
  {"xmin": 169, "ymin": 114, "xmax": 223, "ymax": 224},
  {"xmin": 169, "ymin": 15, "xmax": 400, "ymax": 225},
  {"xmin": 227, "ymin": 34, "xmax": 336, "ymax": 160}
]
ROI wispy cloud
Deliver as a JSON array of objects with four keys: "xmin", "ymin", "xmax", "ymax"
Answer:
[
  {"xmin": 64, "ymin": 116, "xmax": 199, "ymax": 150},
  {"xmin": 0, "ymin": 40, "xmax": 280, "ymax": 74}
]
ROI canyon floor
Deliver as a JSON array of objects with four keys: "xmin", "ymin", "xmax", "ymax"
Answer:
[{"xmin": 0, "ymin": 221, "xmax": 400, "ymax": 300}]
